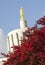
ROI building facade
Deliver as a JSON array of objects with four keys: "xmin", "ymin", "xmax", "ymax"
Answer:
[
  {"xmin": 0, "ymin": 7, "xmax": 28, "ymax": 65},
  {"xmin": 7, "ymin": 7, "xmax": 28, "ymax": 52}
]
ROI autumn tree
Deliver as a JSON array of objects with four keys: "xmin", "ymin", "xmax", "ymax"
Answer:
[{"xmin": 2, "ymin": 16, "xmax": 45, "ymax": 65}]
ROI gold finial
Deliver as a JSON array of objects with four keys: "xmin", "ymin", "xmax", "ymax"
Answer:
[{"xmin": 20, "ymin": 7, "xmax": 24, "ymax": 21}]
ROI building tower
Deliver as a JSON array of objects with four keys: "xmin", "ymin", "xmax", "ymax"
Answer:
[
  {"xmin": 7, "ymin": 7, "xmax": 28, "ymax": 52},
  {"xmin": 20, "ymin": 7, "xmax": 27, "ymax": 29}
]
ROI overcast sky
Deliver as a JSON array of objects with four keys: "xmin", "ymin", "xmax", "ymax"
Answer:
[{"xmin": 0, "ymin": 0, "xmax": 45, "ymax": 57}]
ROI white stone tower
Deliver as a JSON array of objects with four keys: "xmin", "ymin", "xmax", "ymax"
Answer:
[{"xmin": 7, "ymin": 7, "xmax": 28, "ymax": 52}]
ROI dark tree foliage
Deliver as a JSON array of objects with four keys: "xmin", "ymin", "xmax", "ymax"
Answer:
[
  {"xmin": 2, "ymin": 16, "xmax": 45, "ymax": 65},
  {"xmin": 37, "ymin": 16, "xmax": 45, "ymax": 25}
]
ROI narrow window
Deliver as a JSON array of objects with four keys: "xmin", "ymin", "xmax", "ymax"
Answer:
[
  {"xmin": 16, "ymin": 33, "xmax": 19, "ymax": 46},
  {"xmin": 7, "ymin": 36, "xmax": 11, "ymax": 52},
  {"xmin": 11, "ymin": 34, "xmax": 14, "ymax": 46}
]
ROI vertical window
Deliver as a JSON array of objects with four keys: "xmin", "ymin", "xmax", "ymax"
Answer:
[
  {"xmin": 7, "ymin": 36, "xmax": 11, "ymax": 52},
  {"xmin": 16, "ymin": 33, "xmax": 19, "ymax": 46},
  {"xmin": 11, "ymin": 34, "xmax": 14, "ymax": 46}
]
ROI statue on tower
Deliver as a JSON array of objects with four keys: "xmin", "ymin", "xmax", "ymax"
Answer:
[
  {"xmin": 20, "ymin": 7, "xmax": 27, "ymax": 29},
  {"xmin": 20, "ymin": 7, "xmax": 24, "ymax": 21}
]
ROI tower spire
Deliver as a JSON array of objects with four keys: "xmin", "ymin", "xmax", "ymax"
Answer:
[
  {"xmin": 20, "ymin": 7, "xmax": 27, "ymax": 29},
  {"xmin": 20, "ymin": 7, "xmax": 24, "ymax": 21}
]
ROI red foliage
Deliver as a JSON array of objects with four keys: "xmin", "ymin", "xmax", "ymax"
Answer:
[
  {"xmin": 2, "ymin": 16, "xmax": 45, "ymax": 65},
  {"xmin": 37, "ymin": 16, "xmax": 45, "ymax": 25}
]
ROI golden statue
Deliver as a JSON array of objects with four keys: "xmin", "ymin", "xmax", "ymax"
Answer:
[{"xmin": 20, "ymin": 7, "xmax": 24, "ymax": 21}]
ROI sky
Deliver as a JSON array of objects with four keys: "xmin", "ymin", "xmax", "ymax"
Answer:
[{"xmin": 0, "ymin": 0, "xmax": 45, "ymax": 57}]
